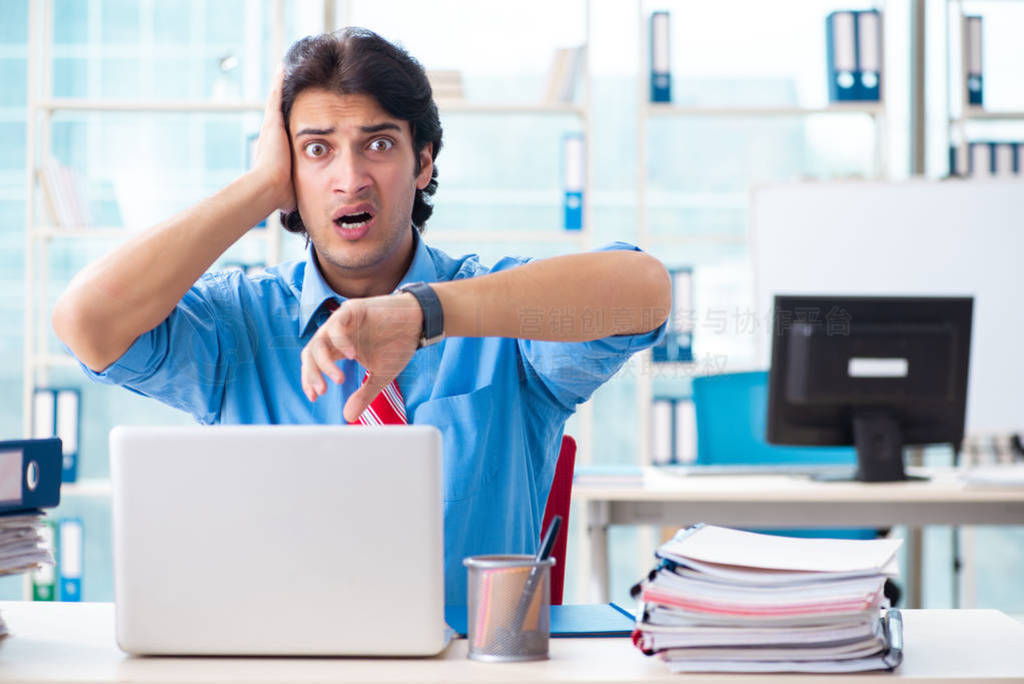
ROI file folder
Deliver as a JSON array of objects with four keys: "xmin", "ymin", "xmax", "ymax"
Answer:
[
  {"xmin": 649, "ymin": 11, "xmax": 671, "ymax": 102},
  {"xmin": 32, "ymin": 388, "xmax": 80, "ymax": 484},
  {"xmin": 827, "ymin": 10, "xmax": 882, "ymax": 102},
  {"xmin": 246, "ymin": 133, "xmax": 267, "ymax": 229},
  {"xmin": 856, "ymin": 10, "xmax": 881, "ymax": 101},
  {"xmin": 31, "ymin": 519, "xmax": 57, "ymax": 601},
  {"xmin": 652, "ymin": 398, "xmax": 674, "ymax": 465},
  {"xmin": 675, "ymin": 398, "xmax": 697, "ymax": 464},
  {"xmin": 994, "ymin": 143, "xmax": 1017, "ymax": 178},
  {"xmin": 562, "ymin": 133, "xmax": 584, "ymax": 231},
  {"xmin": 964, "ymin": 15, "xmax": 983, "ymax": 106},
  {"xmin": 969, "ymin": 141, "xmax": 995, "ymax": 178},
  {"xmin": 826, "ymin": 11, "xmax": 857, "ymax": 101},
  {"xmin": 653, "ymin": 267, "xmax": 693, "ymax": 363},
  {"xmin": 0, "ymin": 438, "xmax": 62, "ymax": 515},
  {"xmin": 58, "ymin": 517, "xmax": 83, "ymax": 602}
]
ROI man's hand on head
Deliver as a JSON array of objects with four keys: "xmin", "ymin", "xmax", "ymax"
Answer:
[
  {"xmin": 253, "ymin": 66, "xmax": 296, "ymax": 214},
  {"xmin": 300, "ymin": 293, "xmax": 424, "ymax": 422}
]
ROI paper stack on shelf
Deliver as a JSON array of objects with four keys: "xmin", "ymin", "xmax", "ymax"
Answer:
[
  {"xmin": 37, "ymin": 158, "xmax": 92, "ymax": 230},
  {"xmin": 0, "ymin": 511, "xmax": 55, "ymax": 638},
  {"xmin": 543, "ymin": 46, "xmax": 585, "ymax": 104},
  {"xmin": 631, "ymin": 524, "xmax": 903, "ymax": 674}
]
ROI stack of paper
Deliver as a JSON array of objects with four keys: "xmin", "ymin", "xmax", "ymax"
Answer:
[
  {"xmin": 631, "ymin": 524, "xmax": 903, "ymax": 673},
  {"xmin": 0, "ymin": 512, "xmax": 55, "ymax": 638}
]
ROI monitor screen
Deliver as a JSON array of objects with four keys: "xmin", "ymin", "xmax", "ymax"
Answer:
[{"xmin": 767, "ymin": 295, "xmax": 973, "ymax": 481}]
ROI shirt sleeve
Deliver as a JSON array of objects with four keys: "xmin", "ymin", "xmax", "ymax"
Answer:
[
  {"xmin": 502, "ymin": 242, "xmax": 669, "ymax": 413},
  {"xmin": 74, "ymin": 271, "xmax": 242, "ymax": 424}
]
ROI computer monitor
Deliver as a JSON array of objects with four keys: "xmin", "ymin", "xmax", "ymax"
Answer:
[{"xmin": 767, "ymin": 295, "xmax": 973, "ymax": 482}]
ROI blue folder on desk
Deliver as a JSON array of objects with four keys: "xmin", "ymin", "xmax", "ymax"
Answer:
[{"xmin": 445, "ymin": 603, "xmax": 635, "ymax": 639}]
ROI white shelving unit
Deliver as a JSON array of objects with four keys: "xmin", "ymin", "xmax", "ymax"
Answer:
[
  {"xmin": 631, "ymin": 2, "xmax": 891, "ymax": 469},
  {"xmin": 945, "ymin": 0, "xmax": 1024, "ymax": 175},
  {"xmin": 20, "ymin": 1, "xmax": 599, "ymax": 509}
]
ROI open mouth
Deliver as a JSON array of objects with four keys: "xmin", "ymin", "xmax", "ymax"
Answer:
[{"xmin": 334, "ymin": 211, "xmax": 374, "ymax": 229}]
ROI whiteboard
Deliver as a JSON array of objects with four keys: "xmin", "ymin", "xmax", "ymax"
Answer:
[{"xmin": 751, "ymin": 179, "xmax": 1024, "ymax": 433}]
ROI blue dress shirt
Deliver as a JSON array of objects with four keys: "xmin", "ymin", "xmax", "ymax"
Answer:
[{"xmin": 80, "ymin": 232, "xmax": 666, "ymax": 604}]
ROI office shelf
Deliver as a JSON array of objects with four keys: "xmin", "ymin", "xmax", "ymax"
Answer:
[
  {"xmin": 646, "ymin": 103, "xmax": 885, "ymax": 118},
  {"xmin": 953, "ymin": 110, "xmax": 1024, "ymax": 122},
  {"xmin": 36, "ymin": 98, "xmax": 588, "ymax": 118},
  {"xmin": 427, "ymin": 229, "xmax": 589, "ymax": 244},
  {"xmin": 32, "ymin": 226, "xmax": 273, "ymax": 240},
  {"xmin": 31, "ymin": 354, "xmax": 78, "ymax": 369},
  {"xmin": 631, "ymin": 1, "xmax": 891, "ymax": 468},
  {"xmin": 437, "ymin": 100, "xmax": 587, "ymax": 117},
  {"xmin": 646, "ymin": 234, "xmax": 747, "ymax": 246},
  {"xmin": 61, "ymin": 479, "xmax": 113, "ymax": 498},
  {"xmin": 37, "ymin": 98, "xmax": 265, "ymax": 113}
]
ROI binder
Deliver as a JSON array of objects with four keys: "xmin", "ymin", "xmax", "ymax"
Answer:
[
  {"xmin": 674, "ymin": 398, "xmax": 697, "ymax": 464},
  {"xmin": 652, "ymin": 397, "xmax": 697, "ymax": 465},
  {"xmin": 0, "ymin": 438, "xmax": 62, "ymax": 515},
  {"xmin": 32, "ymin": 388, "xmax": 80, "ymax": 483},
  {"xmin": 649, "ymin": 11, "xmax": 671, "ymax": 103},
  {"xmin": 827, "ymin": 10, "xmax": 882, "ymax": 102},
  {"xmin": 58, "ymin": 517, "xmax": 83, "ymax": 602},
  {"xmin": 562, "ymin": 133, "xmax": 584, "ymax": 231},
  {"xmin": 856, "ymin": 10, "xmax": 882, "ymax": 101},
  {"xmin": 948, "ymin": 144, "xmax": 967, "ymax": 177},
  {"xmin": 652, "ymin": 398, "xmax": 674, "ymax": 465},
  {"xmin": 993, "ymin": 143, "xmax": 1017, "ymax": 178},
  {"xmin": 31, "ymin": 519, "xmax": 58, "ymax": 601},
  {"xmin": 969, "ymin": 141, "xmax": 995, "ymax": 178},
  {"xmin": 653, "ymin": 268, "xmax": 693, "ymax": 363},
  {"xmin": 246, "ymin": 133, "xmax": 268, "ymax": 229},
  {"xmin": 826, "ymin": 11, "xmax": 857, "ymax": 101},
  {"xmin": 964, "ymin": 15, "xmax": 983, "ymax": 107}
]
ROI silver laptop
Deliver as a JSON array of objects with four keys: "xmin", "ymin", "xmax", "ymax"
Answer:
[{"xmin": 110, "ymin": 424, "xmax": 449, "ymax": 656}]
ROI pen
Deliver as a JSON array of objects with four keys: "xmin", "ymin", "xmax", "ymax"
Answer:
[{"xmin": 510, "ymin": 515, "xmax": 561, "ymax": 634}]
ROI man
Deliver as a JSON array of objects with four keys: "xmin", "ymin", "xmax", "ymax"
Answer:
[{"xmin": 53, "ymin": 28, "xmax": 671, "ymax": 604}]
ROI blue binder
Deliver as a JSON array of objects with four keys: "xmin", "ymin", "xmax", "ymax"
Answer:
[
  {"xmin": 856, "ymin": 10, "xmax": 881, "ymax": 101},
  {"xmin": 0, "ymin": 438, "xmax": 62, "ymax": 515},
  {"xmin": 649, "ymin": 11, "xmax": 671, "ymax": 102},
  {"xmin": 826, "ymin": 11, "xmax": 857, "ymax": 101},
  {"xmin": 562, "ymin": 133, "xmax": 584, "ymax": 231},
  {"xmin": 58, "ymin": 517, "xmax": 84, "ymax": 602},
  {"xmin": 826, "ymin": 10, "xmax": 882, "ymax": 102},
  {"xmin": 33, "ymin": 388, "xmax": 80, "ymax": 484},
  {"xmin": 965, "ymin": 16, "xmax": 983, "ymax": 106},
  {"xmin": 652, "ymin": 267, "xmax": 693, "ymax": 363}
]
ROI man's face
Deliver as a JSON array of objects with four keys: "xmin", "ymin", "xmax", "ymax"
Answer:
[{"xmin": 289, "ymin": 89, "xmax": 433, "ymax": 290}]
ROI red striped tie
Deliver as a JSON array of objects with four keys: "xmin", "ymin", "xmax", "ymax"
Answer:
[
  {"xmin": 355, "ymin": 374, "xmax": 407, "ymax": 426},
  {"xmin": 319, "ymin": 299, "xmax": 407, "ymax": 426}
]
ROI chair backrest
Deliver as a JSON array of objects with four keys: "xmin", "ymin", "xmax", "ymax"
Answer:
[
  {"xmin": 692, "ymin": 371, "xmax": 856, "ymax": 466},
  {"xmin": 542, "ymin": 434, "xmax": 576, "ymax": 606}
]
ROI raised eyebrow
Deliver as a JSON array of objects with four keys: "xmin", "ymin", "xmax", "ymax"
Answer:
[
  {"xmin": 360, "ymin": 122, "xmax": 402, "ymax": 135},
  {"xmin": 294, "ymin": 127, "xmax": 334, "ymax": 138}
]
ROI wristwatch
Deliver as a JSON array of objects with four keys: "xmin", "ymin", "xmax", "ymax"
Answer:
[{"xmin": 395, "ymin": 281, "xmax": 445, "ymax": 348}]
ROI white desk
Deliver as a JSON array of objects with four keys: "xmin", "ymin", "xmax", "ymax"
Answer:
[
  {"xmin": 1, "ymin": 602, "xmax": 1023, "ymax": 682},
  {"xmin": 573, "ymin": 466, "xmax": 1024, "ymax": 604}
]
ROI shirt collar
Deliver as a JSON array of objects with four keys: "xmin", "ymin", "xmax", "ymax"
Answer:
[{"xmin": 297, "ymin": 228, "xmax": 438, "ymax": 337}]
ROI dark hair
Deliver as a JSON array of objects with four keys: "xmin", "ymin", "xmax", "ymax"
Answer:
[{"xmin": 279, "ymin": 27, "xmax": 442, "ymax": 234}]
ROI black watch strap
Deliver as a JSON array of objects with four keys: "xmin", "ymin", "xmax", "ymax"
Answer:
[{"xmin": 396, "ymin": 282, "xmax": 445, "ymax": 348}]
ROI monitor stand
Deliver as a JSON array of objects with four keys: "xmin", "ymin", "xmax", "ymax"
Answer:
[{"xmin": 812, "ymin": 411, "xmax": 929, "ymax": 483}]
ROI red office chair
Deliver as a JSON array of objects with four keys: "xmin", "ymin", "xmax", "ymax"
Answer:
[{"xmin": 542, "ymin": 435, "xmax": 576, "ymax": 606}]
